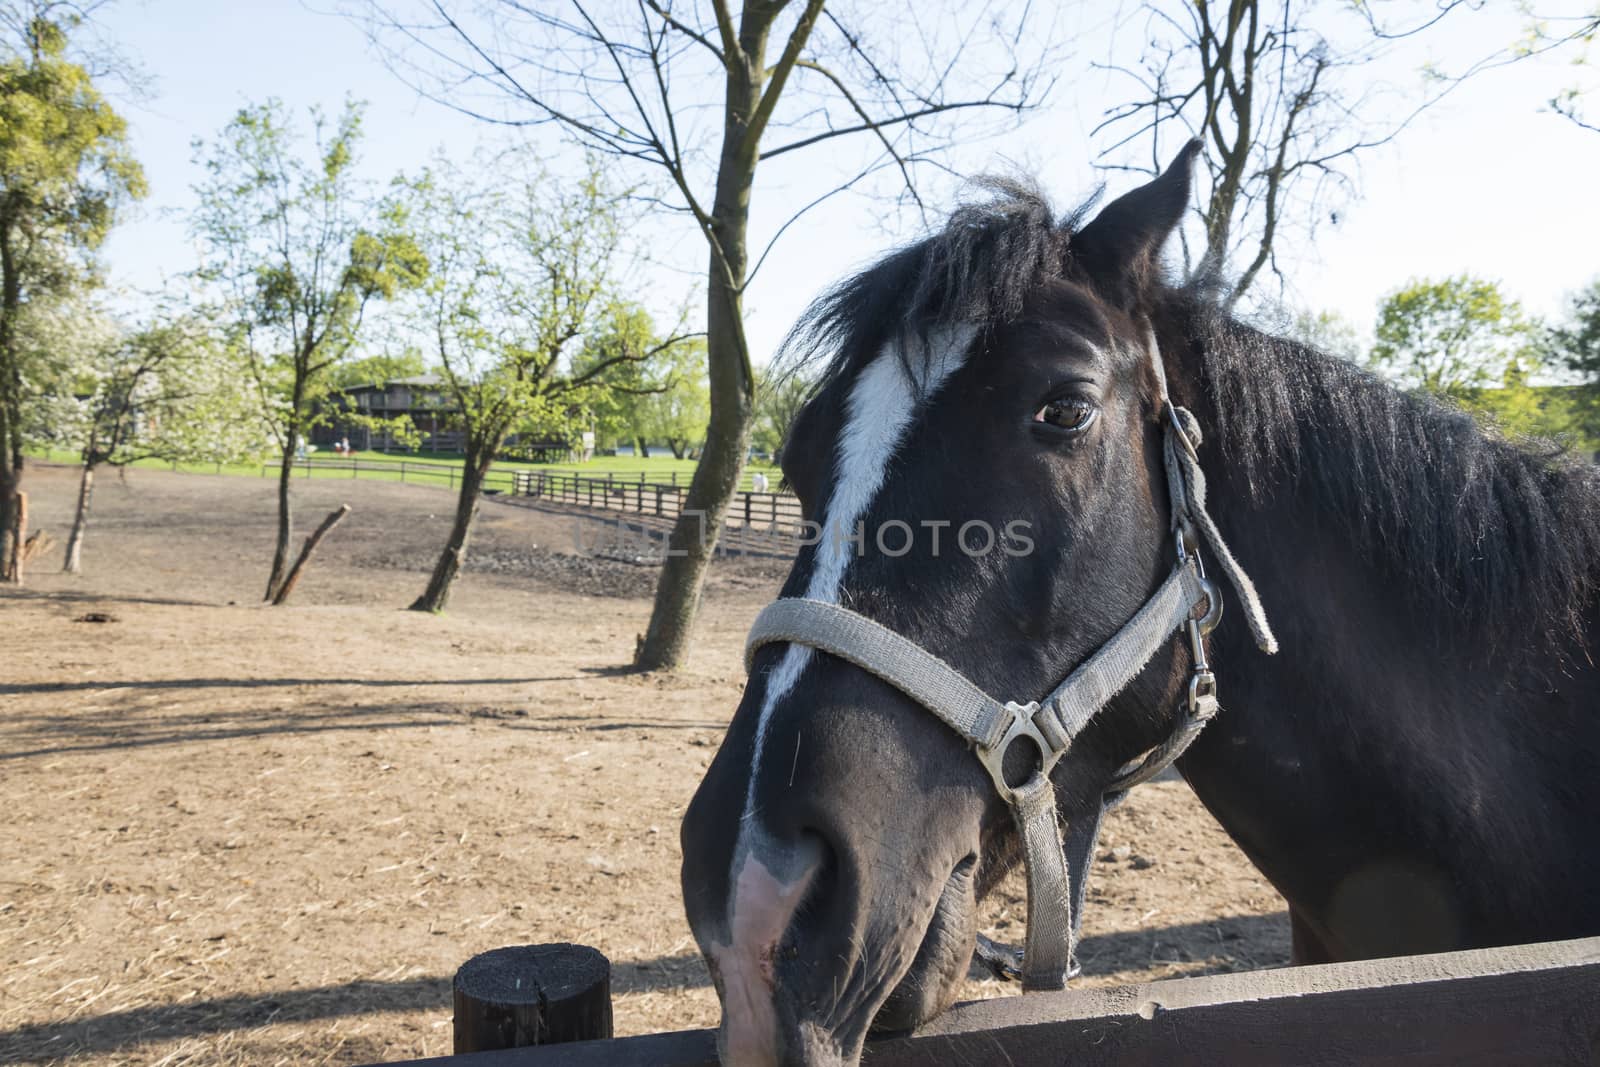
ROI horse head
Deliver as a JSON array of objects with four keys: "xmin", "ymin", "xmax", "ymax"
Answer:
[{"xmin": 680, "ymin": 144, "xmax": 1250, "ymax": 1065}]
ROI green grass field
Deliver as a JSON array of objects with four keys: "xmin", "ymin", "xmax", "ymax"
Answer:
[{"xmin": 27, "ymin": 447, "xmax": 781, "ymax": 493}]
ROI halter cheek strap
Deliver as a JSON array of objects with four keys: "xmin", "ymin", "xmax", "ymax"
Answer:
[{"xmin": 742, "ymin": 337, "xmax": 1276, "ymax": 992}]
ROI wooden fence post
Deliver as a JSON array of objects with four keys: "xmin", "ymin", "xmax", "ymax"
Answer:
[{"xmin": 453, "ymin": 944, "xmax": 612, "ymax": 1054}]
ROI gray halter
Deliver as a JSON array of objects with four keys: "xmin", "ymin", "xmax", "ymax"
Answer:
[{"xmin": 743, "ymin": 338, "xmax": 1277, "ymax": 992}]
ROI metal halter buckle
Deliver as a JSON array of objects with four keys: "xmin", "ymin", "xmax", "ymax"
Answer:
[
  {"xmin": 1176, "ymin": 533, "xmax": 1223, "ymax": 720},
  {"xmin": 977, "ymin": 701, "xmax": 1056, "ymax": 805}
]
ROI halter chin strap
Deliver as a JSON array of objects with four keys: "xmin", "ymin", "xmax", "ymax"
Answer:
[{"xmin": 743, "ymin": 337, "xmax": 1276, "ymax": 993}]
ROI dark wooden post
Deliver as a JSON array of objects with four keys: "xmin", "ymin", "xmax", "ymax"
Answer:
[
  {"xmin": 453, "ymin": 944, "xmax": 612, "ymax": 1054},
  {"xmin": 271, "ymin": 504, "xmax": 351, "ymax": 606}
]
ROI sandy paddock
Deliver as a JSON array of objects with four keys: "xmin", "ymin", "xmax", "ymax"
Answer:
[{"xmin": 0, "ymin": 463, "xmax": 1288, "ymax": 1065}]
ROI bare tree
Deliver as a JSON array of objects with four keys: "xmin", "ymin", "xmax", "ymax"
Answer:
[
  {"xmin": 351, "ymin": 0, "xmax": 1055, "ymax": 669},
  {"xmin": 1094, "ymin": 0, "xmax": 1505, "ymax": 307}
]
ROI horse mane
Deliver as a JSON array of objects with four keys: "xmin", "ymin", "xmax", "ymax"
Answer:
[
  {"xmin": 1178, "ymin": 297, "xmax": 1600, "ymax": 658},
  {"xmin": 784, "ymin": 178, "xmax": 1600, "ymax": 657}
]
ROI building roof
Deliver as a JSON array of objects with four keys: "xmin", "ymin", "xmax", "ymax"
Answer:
[{"xmin": 341, "ymin": 372, "xmax": 448, "ymax": 392}]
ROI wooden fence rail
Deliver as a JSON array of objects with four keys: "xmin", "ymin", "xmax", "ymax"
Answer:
[
  {"xmin": 511, "ymin": 470, "xmax": 805, "ymax": 534},
  {"xmin": 253, "ymin": 458, "xmax": 784, "ymax": 501},
  {"xmin": 258, "ymin": 457, "xmax": 519, "ymax": 493},
  {"xmin": 370, "ymin": 935, "xmax": 1600, "ymax": 1067}
]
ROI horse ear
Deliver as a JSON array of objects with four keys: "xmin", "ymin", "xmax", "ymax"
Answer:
[{"xmin": 1072, "ymin": 140, "xmax": 1201, "ymax": 306}]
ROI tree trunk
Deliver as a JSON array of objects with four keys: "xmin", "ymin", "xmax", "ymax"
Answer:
[
  {"xmin": 635, "ymin": 436, "xmax": 650, "ymax": 459},
  {"xmin": 0, "ymin": 214, "xmax": 22, "ymax": 585},
  {"xmin": 410, "ymin": 450, "xmax": 490, "ymax": 613},
  {"xmin": 668, "ymin": 439, "xmax": 688, "ymax": 460},
  {"xmin": 6, "ymin": 489, "xmax": 26, "ymax": 584},
  {"xmin": 265, "ymin": 436, "xmax": 295, "ymax": 601},
  {"xmin": 633, "ymin": 38, "xmax": 769, "ymax": 670},
  {"xmin": 63, "ymin": 461, "xmax": 96, "ymax": 575},
  {"xmin": 635, "ymin": 231, "xmax": 755, "ymax": 669},
  {"xmin": 0, "ymin": 460, "xmax": 16, "ymax": 585},
  {"xmin": 271, "ymin": 503, "xmax": 351, "ymax": 606}
]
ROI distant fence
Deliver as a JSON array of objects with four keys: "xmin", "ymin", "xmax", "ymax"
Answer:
[
  {"xmin": 256, "ymin": 457, "xmax": 780, "ymax": 496},
  {"xmin": 511, "ymin": 469, "xmax": 804, "ymax": 534},
  {"xmin": 250, "ymin": 457, "xmax": 803, "ymax": 552},
  {"xmin": 259, "ymin": 457, "xmax": 520, "ymax": 492}
]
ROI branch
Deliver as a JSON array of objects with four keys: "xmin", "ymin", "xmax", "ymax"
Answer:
[
  {"xmin": 741, "ymin": 0, "xmax": 826, "ymax": 164},
  {"xmin": 762, "ymin": 96, "xmax": 1018, "ymax": 160},
  {"xmin": 790, "ymin": 58, "xmax": 921, "ymax": 211},
  {"xmin": 642, "ymin": 0, "xmax": 723, "ymax": 63}
]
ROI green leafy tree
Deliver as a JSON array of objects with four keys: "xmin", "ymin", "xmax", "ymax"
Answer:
[
  {"xmin": 577, "ymin": 302, "xmax": 663, "ymax": 456},
  {"xmin": 30, "ymin": 301, "xmax": 264, "ymax": 573},
  {"xmin": 751, "ymin": 365, "xmax": 813, "ymax": 459},
  {"xmin": 1370, "ymin": 276, "xmax": 1538, "ymax": 397},
  {"xmin": 637, "ymin": 340, "xmax": 710, "ymax": 460},
  {"xmin": 0, "ymin": 3, "xmax": 144, "ymax": 581},
  {"xmin": 1290, "ymin": 309, "xmax": 1363, "ymax": 364},
  {"xmin": 1549, "ymin": 279, "xmax": 1600, "ymax": 378},
  {"xmin": 401, "ymin": 158, "xmax": 686, "ymax": 613},
  {"xmin": 576, "ymin": 302, "xmax": 702, "ymax": 458},
  {"xmin": 1369, "ymin": 274, "xmax": 1586, "ymax": 444},
  {"xmin": 1457, "ymin": 357, "xmax": 1576, "ymax": 443},
  {"xmin": 329, "ymin": 347, "xmax": 425, "ymax": 390},
  {"xmin": 1546, "ymin": 278, "xmax": 1600, "ymax": 443},
  {"xmin": 191, "ymin": 98, "xmax": 425, "ymax": 602}
]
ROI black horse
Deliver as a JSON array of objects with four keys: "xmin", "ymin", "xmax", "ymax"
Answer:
[{"xmin": 680, "ymin": 143, "xmax": 1600, "ymax": 1066}]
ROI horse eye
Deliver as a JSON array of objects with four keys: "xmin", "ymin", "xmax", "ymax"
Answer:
[{"xmin": 1033, "ymin": 397, "xmax": 1098, "ymax": 434}]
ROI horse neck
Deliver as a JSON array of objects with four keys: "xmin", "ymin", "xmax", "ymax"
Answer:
[{"xmin": 1167, "ymin": 347, "xmax": 1600, "ymax": 952}]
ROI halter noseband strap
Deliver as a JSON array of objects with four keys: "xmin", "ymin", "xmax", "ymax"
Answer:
[{"xmin": 742, "ymin": 337, "xmax": 1276, "ymax": 992}]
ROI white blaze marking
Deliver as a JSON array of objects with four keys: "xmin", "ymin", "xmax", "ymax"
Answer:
[
  {"xmin": 742, "ymin": 325, "xmax": 975, "ymax": 819},
  {"xmin": 712, "ymin": 325, "xmax": 975, "ymax": 1062}
]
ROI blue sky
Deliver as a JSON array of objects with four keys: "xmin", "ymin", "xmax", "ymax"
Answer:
[{"xmin": 94, "ymin": 1, "xmax": 1600, "ymax": 363}]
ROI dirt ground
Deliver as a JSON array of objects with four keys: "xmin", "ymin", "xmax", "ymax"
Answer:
[{"xmin": 0, "ymin": 463, "xmax": 1290, "ymax": 1066}]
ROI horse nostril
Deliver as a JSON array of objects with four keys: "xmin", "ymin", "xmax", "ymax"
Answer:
[{"xmin": 793, "ymin": 827, "xmax": 837, "ymax": 897}]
